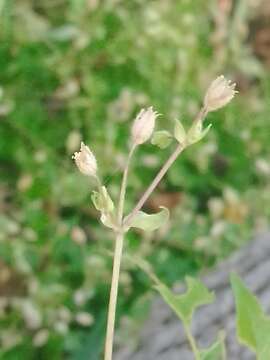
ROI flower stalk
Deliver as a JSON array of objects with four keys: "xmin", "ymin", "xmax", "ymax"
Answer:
[
  {"xmin": 104, "ymin": 143, "xmax": 136, "ymax": 360},
  {"xmin": 72, "ymin": 75, "xmax": 237, "ymax": 360},
  {"xmin": 104, "ymin": 231, "xmax": 124, "ymax": 360},
  {"xmin": 124, "ymin": 142, "xmax": 184, "ymax": 228}
]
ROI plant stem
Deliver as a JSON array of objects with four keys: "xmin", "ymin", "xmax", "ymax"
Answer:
[
  {"xmin": 104, "ymin": 107, "xmax": 208, "ymax": 359},
  {"xmin": 184, "ymin": 323, "xmax": 200, "ymax": 360},
  {"xmin": 104, "ymin": 145, "xmax": 136, "ymax": 360},
  {"xmin": 104, "ymin": 231, "xmax": 124, "ymax": 360},
  {"xmin": 124, "ymin": 143, "xmax": 183, "ymax": 227},
  {"xmin": 117, "ymin": 144, "xmax": 136, "ymax": 224}
]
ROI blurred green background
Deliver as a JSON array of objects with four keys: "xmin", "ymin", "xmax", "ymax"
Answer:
[{"xmin": 0, "ymin": 0, "xmax": 270, "ymax": 358}]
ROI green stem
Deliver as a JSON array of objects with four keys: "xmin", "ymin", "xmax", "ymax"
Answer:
[
  {"xmin": 104, "ymin": 145, "xmax": 136, "ymax": 360},
  {"xmin": 104, "ymin": 232, "xmax": 124, "ymax": 360},
  {"xmin": 184, "ymin": 323, "xmax": 200, "ymax": 360},
  {"xmin": 117, "ymin": 144, "xmax": 136, "ymax": 224},
  {"xmin": 124, "ymin": 143, "xmax": 183, "ymax": 227}
]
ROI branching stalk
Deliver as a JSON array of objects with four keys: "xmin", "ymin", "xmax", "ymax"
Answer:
[
  {"xmin": 124, "ymin": 107, "xmax": 208, "ymax": 227},
  {"xmin": 124, "ymin": 143, "xmax": 183, "ymax": 227}
]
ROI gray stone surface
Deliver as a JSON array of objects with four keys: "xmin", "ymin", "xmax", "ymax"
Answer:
[{"xmin": 116, "ymin": 232, "xmax": 270, "ymax": 360}]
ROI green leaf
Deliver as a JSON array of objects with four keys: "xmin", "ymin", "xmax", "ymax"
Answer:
[
  {"xmin": 231, "ymin": 273, "xmax": 270, "ymax": 359},
  {"xmin": 91, "ymin": 186, "xmax": 114, "ymax": 213},
  {"xmin": 151, "ymin": 130, "xmax": 173, "ymax": 149},
  {"xmin": 174, "ymin": 119, "xmax": 186, "ymax": 144},
  {"xmin": 200, "ymin": 333, "xmax": 226, "ymax": 360},
  {"xmin": 100, "ymin": 213, "xmax": 117, "ymax": 230},
  {"xmin": 128, "ymin": 207, "xmax": 169, "ymax": 232},
  {"xmin": 155, "ymin": 277, "xmax": 214, "ymax": 326},
  {"xmin": 187, "ymin": 121, "xmax": 212, "ymax": 145},
  {"xmin": 91, "ymin": 186, "xmax": 116, "ymax": 229}
]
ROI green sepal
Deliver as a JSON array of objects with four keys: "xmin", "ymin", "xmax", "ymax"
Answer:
[
  {"xmin": 174, "ymin": 119, "xmax": 187, "ymax": 144},
  {"xmin": 187, "ymin": 121, "xmax": 212, "ymax": 145}
]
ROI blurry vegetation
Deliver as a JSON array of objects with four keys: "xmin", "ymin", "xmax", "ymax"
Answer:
[{"xmin": 0, "ymin": 0, "xmax": 270, "ymax": 358}]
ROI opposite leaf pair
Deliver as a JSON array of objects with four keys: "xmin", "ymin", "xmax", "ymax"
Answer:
[{"xmin": 91, "ymin": 184, "xmax": 169, "ymax": 233}]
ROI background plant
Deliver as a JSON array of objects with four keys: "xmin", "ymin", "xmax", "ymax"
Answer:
[{"xmin": 0, "ymin": 0, "xmax": 270, "ymax": 359}]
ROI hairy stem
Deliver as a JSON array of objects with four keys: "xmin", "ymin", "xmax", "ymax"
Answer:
[
  {"xmin": 124, "ymin": 143, "xmax": 183, "ymax": 227},
  {"xmin": 184, "ymin": 323, "xmax": 200, "ymax": 360},
  {"xmin": 104, "ymin": 232, "xmax": 124, "ymax": 360}
]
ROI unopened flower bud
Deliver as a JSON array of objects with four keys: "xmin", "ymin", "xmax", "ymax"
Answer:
[
  {"xmin": 131, "ymin": 106, "xmax": 158, "ymax": 145},
  {"xmin": 72, "ymin": 142, "xmax": 97, "ymax": 177},
  {"xmin": 204, "ymin": 75, "xmax": 237, "ymax": 112}
]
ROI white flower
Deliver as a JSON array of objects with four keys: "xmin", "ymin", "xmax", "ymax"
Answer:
[
  {"xmin": 33, "ymin": 329, "xmax": 49, "ymax": 347},
  {"xmin": 75, "ymin": 312, "xmax": 94, "ymax": 327},
  {"xmin": 204, "ymin": 75, "xmax": 237, "ymax": 112},
  {"xmin": 72, "ymin": 142, "xmax": 97, "ymax": 177},
  {"xmin": 21, "ymin": 300, "xmax": 42, "ymax": 330},
  {"xmin": 131, "ymin": 106, "xmax": 158, "ymax": 145}
]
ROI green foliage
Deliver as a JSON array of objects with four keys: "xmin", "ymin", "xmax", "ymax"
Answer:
[
  {"xmin": 200, "ymin": 334, "xmax": 226, "ymax": 360},
  {"xmin": 155, "ymin": 277, "xmax": 214, "ymax": 326},
  {"xmin": 91, "ymin": 186, "xmax": 117, "ymax": 229},
  {"xmin": 231, "ymin": 274, "xmax": 270, "ymax": 359},
  {"xmin": 154, "ymin": 276, "xmax": 227, "ymax": 359},
  {"xmin": 128, "ymin": 207, "xmax": 169, "ymax": 232},
  {"xmin": 92, "ymin": 186, "xmax": 115, "ymax": 213}
]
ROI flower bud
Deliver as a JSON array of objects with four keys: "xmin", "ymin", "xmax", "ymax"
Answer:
[
  {"xmin": 204, "ymin": 75, "xmax": 237, "ymax": 112},
  {"xmin": 72, "ymin": 142, "xmax": 97, "ymax": 177},
  {"xmin": 131, "ymin": 106, "xmax": 158, "ymax": 145}
]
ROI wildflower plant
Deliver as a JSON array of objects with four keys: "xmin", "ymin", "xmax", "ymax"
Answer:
[{"xmin": 72, "ymin": 75, "xmax": 239, "ymax": 360}]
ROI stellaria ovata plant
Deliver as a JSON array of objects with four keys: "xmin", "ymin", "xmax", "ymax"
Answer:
[{"xmin": 73, "ymin": 76, "xmax": 237, "ymax": 360}]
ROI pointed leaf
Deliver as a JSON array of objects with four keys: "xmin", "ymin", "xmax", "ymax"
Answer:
[
  {"xmin": 174, "ymin": 119, "xmax": 186, "ymax": 144},
  {"xmin": 91, "ymin": 186, "xmax": 116, "ymax": 229},
  {"xmin": 100, "ymin": 213, "xmax": 117, "ymax": 230},
  {"xmin": 231, "ymin": 273, "xmax": 270, "ymax": 359},
  {"xmin": 129, "ymin": 207, "xmax": 169, "ymax": 232},
  {"xmin": 155, "ymin": 277, "xmax": 214, "ymax": 326},
  {"xmin": 151, "ymin": 130, "xmax": 173, "ymax": 149},
  {"xmin": 91, "ymin": 186, "xmax": 114, "ymax": 213}
]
